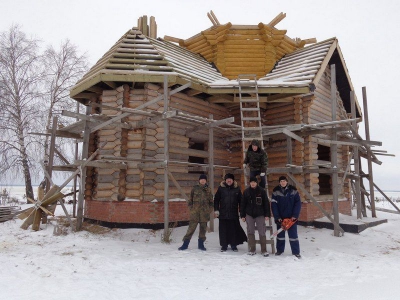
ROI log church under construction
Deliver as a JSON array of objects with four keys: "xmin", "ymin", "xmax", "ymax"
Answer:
[{"xmin": 45, "ymin": 12, "xmax": 391, "ymax": 233}]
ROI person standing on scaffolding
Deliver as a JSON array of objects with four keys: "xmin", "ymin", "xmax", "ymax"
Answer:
[{"xmin": 243, "ymin": 139, "xmax": 268, "ymax": 188}]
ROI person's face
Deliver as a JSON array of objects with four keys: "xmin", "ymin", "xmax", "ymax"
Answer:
[
  {"xmin": 250, "ymin": 181, "xmax": 258, "ymax": 188},
  {"xmin": 199, "ymin": 179, "xmax": 207, "ymax": 185},
  {"xmin": 252, "ymin": 145, "xmax": 258, "ymax": 151},
  {"xmin": 225, "ymin": 178, "xmax": 233, "ymax": 186},
  {"xmin": 280, "ymin": 180, "xmax": 288, "ymax": 188}
]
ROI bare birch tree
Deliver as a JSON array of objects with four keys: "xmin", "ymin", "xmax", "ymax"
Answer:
[
  {"xmin": 0, "ymin": 25, "xmax": 43, "ymax": 201},
  {"xmin": 41, "ymin": 40, "xmax": 88, "ymax": 164}
]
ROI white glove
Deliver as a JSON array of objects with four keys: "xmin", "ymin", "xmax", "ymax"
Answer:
[
  {"xmin": 214, "ymin": 211, "xmax": 220, "ymax": 217},
  {"xmin": 260, "ymin": 173, "xmax": 265, "ymax": 176},
  {"xmin": 243, "ymin": 164, "xmax": 246, "ymax": 168}
]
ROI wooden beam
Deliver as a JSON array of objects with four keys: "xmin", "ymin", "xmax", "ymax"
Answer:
[
  {"xmin": 163, "ymin": 35, "xmax": 183, "ymax": 44},
  {"xmin": 135, "ymin": 82, "xmax": 191, "ymax": 110},
  {"xmin": 267, "ymin": 12, "xmax": 286, "ymax": 27},
  {"xmin": 209, "ymin": 10, "xmax": 221, "ymax": 25},
  {"xmin": 209, "ymin": 114, "xmax": 215, "ymax": 232},
  {"xmin": 90, "ymin": 112, "xmax": 131, "ymax": 133},
  {"xmin": 207, "ymin": 117, "xmax": 235, "ymax": 128},
  {"xmin": 351, "ymin": 90, "xmax": 362, "ymax": 219},
  {"xmin": 168, "ymin": 170, "xmax": 188, "ymax": 200},
  {"xmin": 287, "ymin": 173, "xmax": 345, "ymax": 235},
  {"xmin": 54, "ymin": 148, "xmax": 70, "ymax": 165},
  {"xmin": 207, "ymin": 12, "xmax": 218, "ymax": 26},
  {"xmin": 76, "ymin": 106, "xmax": 90, "ymax": 231},
  {"xmin": 74, "ymin": 160, "xmax": 127, "ymax": 169},
  {"xmin": 282, "ymin": 128, "xmax": 304, "ymax": 143},
  {"xmin": 330, "ymin": 65, "xmax": 340, "ymax": 237},
  {"xmin": 373, "ymin": 183, "xmax": 400, "ymax": 214},
  {"xmin": 163, "ymin": 75, "xmax": 170, "ymax": 243},
  {"xmin": 362, "ymin": 86, "xmax": 376, "ymax": 217}
]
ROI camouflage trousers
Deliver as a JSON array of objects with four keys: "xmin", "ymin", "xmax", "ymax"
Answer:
[{"xmin": 183, "ymin": 221, "xmax": 207, "ymax": 241}]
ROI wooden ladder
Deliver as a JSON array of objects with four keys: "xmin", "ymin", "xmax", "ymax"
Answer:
[
  {"xmin": 238, "ymin": 74, "xmax": 264, "ymax": 187},
  {"xmin": 238, "ymin": 74, "xmax": 275, "ymax": 254}
]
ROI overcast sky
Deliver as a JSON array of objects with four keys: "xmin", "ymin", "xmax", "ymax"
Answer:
[{"xmin": 1, "ymin": 0, "xmax": 399, "ymax": 190}]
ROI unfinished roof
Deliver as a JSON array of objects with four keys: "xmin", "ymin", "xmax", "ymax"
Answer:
[
  {"xmin": 263, "ymin": 37, "xmax": 361, "ymax": 116},
  {"xmin": 70, "ymin": 13, "xmax": 359, "ymax": 113},
  {"xmin": 175, "ymin": 12, "xmax": 316, "ymax": 80},
  {"xmin": 70, "ymin": 28, "xmax": 227, "ymax": 101}
]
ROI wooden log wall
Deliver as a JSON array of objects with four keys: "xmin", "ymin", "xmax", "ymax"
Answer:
[
  {"xmin": 182, "ymin": 24, "xmax": 302, "ymax": 80},
  {"xmin": 89, "ymin": 82, "xmax": 235, "ymax": 203},
  {"xmin": 85, "ymin": 96, "xmax": 100, "ymax": 202},
  {"xmin": 93, "ymin": 85, "xmax": 130, "ymax": 201}
]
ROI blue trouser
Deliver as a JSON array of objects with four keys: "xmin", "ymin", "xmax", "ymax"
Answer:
[
  {"xmin": 249, "ymin": 170, "xmax": 266, "ymax": 188},
  {"xmin": 276, "ymin": 223, "xmax": 300, "ymax": 255}
]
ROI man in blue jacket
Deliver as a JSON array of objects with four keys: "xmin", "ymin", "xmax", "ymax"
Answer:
[{"xmin": 271, "ymin": 176, "xmax": 302, "ymax": 258}]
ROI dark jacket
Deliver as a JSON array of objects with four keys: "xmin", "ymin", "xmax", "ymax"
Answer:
[
  {"xmin": 214, "ymin": 180, "xmax": 242, "ymax": 220},
  {"xmin": 244, "ymin": 144, "xmax": 268, "ymax": 172},
  {"xmin": 271, "ymin": 184, "xmax": 301, "ymax": 221},
  {"xmin": 240, "ymin": 185, "xmax": 271, "ymax": 218},
  {"xmin": 188, "ymin": 183, "xmax": 214, "ymax": 222}
]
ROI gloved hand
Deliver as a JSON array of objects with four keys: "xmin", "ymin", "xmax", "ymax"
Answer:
[
  {"xmin": 260, "ymin": 173, "xmax": 265, "ymax": 176},
  {"xmin": 214, "ymin": 211, "xmax": 220, "ymax": 217},
  {"xmin": 242, "ymin": 163, "xmax": 246, "ymax": 168}
]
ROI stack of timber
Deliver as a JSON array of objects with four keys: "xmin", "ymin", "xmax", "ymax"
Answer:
[{"xmin": 0, "ymin": 206, "xmax": 20, "ymax": 222}]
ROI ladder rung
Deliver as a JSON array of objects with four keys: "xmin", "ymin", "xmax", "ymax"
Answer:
[
  {"xmin": 241, "ymin": 108, "xmax": 259, "ymax": 111},
  {"xmin": 242, "ymin": 137, "xmax": 260, "ymax": 141},
  {"xmin": 240, "ymin": 88, "xmax": 258, "ymax": 93},
  {"xmin": 244, "ymin": 128, "xmax": 262, "ymax": 131},
  {"xmin": 240, "ymin": 99, "xmax": 259, "ymax": 103},
  {"xmin": 242, "ymin": 117, "xmax": 261, "ymax": 121},
  {"xmin": 238, "ymin": 81, "xmax": 257, "ymax": 86}
]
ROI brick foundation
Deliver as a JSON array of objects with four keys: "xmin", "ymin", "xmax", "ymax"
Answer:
[
  {"xmin": 84, "ymin": 199, "xmax": 351, "ymax": 226},
  {"xmin": 298, "ymin": 199, "xmax": 352, "ymax": 223},
  {"xmin": 84, "ymin": 200, "xmax": 190, "ymax": 224}
]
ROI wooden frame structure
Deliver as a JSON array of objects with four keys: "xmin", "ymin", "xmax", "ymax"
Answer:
[{"xmin": 31, "ymin": 12, "xmax": 396, "ymax": 238}]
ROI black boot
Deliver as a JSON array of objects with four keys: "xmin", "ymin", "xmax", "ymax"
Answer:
[
  {"xmin": 178, "ymin": 239, "xmax": 190, "ymax": 250},
  {"xmin": 198, "ymin": 239, "xmax": 206, "ymax": 251}
]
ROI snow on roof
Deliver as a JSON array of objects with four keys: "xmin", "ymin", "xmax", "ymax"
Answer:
[{"xmin": 208, "ymin": 38, "xmax": 336, "ymax": 89}]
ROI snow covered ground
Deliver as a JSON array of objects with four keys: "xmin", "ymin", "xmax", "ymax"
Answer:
[{"xmin": 1, "ymin": 189, "xmax": 400, "ymax": 299}]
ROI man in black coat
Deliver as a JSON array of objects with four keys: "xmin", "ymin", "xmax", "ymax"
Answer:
[
  {"xmin": 214, "ymin": 173, "xmax": 247, "ymax": 252},
  {"xmin": 240, "ymin": 176, "xmax": 271, "ymax": 256}
]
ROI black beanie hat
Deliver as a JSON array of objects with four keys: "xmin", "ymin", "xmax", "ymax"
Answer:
[
  {"xmin": 250, "ymin": 176, "xmax": 258, "ymax": 183},
  {"xmin": 251, "ymin": 139, "xmax": 260, "ymax": 147},
  {"xmin": 224, "ymin": 173, "xmax": 234, "ymax": 180},
  {"xmin": 279, "ymin": 176, "xmax": 288, "ymax": 182},
  {"xmin": 199, "ymin": 174, "xmax": 207, "ymax": 181}
]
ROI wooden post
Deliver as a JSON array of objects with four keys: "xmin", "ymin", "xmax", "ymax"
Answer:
[
  {"xmin": 287, "ymin": 173, "xmax": 345, "ymax": 235},
  {"xmin": 330, "ymin": 65, "xmax": 340, "ymax": 237},
  {"xmin": 46, "ymin": 116, "xmax": 58, "ymax": 193},
  {"xmin": 209, "ymin": 114, "xmax": 215, "ymax": 232},
  {"xmin": 163, "ymin": 75, "xmax": 170, "ymax": 242},
  {"xmin": 359, "ymin": 161, "xmax": 367, "ymax": 217},
  {"xmin": 362, "ymin": 86, "xmax": 376, "ymax": 217},
  {"xmin": 73, "ymin": 102, "xmax": 79, "ymax": 218},
  {"xmin": 76, "ymin": 105, "xmax": 91, "ymax": 231},
  {"xmin": 286, "ymin": 136, "xmax": 292, "ymax": 165},
  {"xmin": 350, "ymin": 91, "xmax": 362, "ymax": 219},
  {"xmin": 42, "ymin": 116, "xmax": 58, "ymax": 225}
]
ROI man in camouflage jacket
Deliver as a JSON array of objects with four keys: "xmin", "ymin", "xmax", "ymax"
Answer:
[
  {"xmin": 243, "ymin": 139, "xmax": 268, "ymax": 188},
  {"xmin": 178, "ymin": 174, "xmax": 213, "ymax": 251}
]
